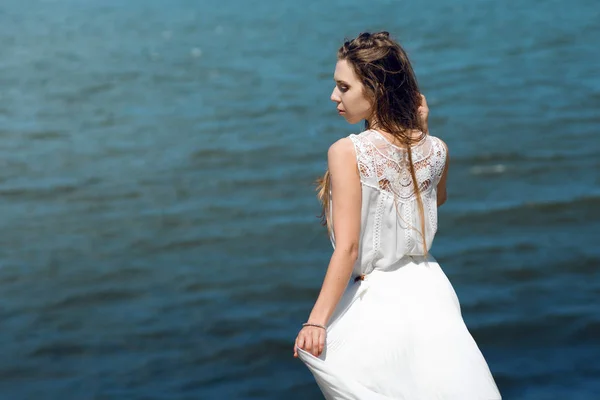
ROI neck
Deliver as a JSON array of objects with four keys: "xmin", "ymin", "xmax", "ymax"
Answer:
[{"xmin": 367, "ymin": 116, "xmax": 424, "ymax": 139}]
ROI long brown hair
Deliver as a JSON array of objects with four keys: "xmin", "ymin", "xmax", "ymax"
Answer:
[{"xmin": 316, "ymin": 31, "xmax": 428, "ymax": 252}]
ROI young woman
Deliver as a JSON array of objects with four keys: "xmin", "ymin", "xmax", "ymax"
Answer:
[{"xmin": 294, "ymin": 31, "xmax": 501, "ymax": 399}]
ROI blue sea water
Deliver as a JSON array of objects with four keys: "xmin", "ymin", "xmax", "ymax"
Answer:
[{"xmin": 0, "ymin": 0, "xmax": 599, "ymax": 398}]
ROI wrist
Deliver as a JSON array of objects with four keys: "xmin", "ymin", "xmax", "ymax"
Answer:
[
  {"xmin": 307, "ymin": 311, "xmax": 329, "ymax": 326},
  {"xmin": 307, "ymin": 317, "xmax": 328, "ymax": 326},
  {"xmin": 302, "ymin": 322, "xmax": 327, "ymax": 330}
]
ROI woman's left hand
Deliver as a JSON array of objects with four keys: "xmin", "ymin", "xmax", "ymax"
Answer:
[{"xmin": 294, "ymin": 325, "xmax": 326, "ymax": 358}]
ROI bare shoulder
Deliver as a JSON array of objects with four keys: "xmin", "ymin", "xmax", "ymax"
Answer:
[
  {"xmin": 434, "ymin": 135, "xmax": 448, "ymax": 150},
  {"xmin": 328, "ymin": 137, "xmax": 356, "ymax": 160},
  {"xmin": 430, "ymin": 135, "xmax": 449, "ymax": 155},
  {"xmin": 327, "ymin": 137, "xmax": 358, "ymax": 180}
]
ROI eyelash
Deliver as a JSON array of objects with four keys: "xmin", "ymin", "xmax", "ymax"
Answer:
[{"xmin": 338, "ymin": 85, "xmax": 349, "ymax": 92}]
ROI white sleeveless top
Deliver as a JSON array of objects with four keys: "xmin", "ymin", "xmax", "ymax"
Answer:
[{"xmin": 330, "ymin": 129, "xmax": 447, "ymax": 276}]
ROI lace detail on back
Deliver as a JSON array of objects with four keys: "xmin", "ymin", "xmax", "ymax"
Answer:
[{"xmin": 349, "ymin": 130, "xmax": 446, "ymax": 201}]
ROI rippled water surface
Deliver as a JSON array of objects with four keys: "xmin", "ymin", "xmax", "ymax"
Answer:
[{"xmin": 0, "ymin": 0, "xmax": 599, "ymax": 398}]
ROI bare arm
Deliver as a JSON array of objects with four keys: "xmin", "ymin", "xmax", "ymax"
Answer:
[
  {"xmin": 437, "ymin": 139, "xmax": 449, "ymax": 207},
  {"xmin": 418, "ymin": 93, "xmax": 447, "ymax": 206},
  {"xmin": 294, "ymin": 137, "xmax": 361, "ymax": 357}
]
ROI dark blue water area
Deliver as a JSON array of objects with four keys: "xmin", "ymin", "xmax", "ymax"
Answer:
[{"xmin": 0, "ymin": 0, "xmax": 599, "ymax": 398}]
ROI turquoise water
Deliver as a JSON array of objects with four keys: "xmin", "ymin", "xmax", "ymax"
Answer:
[{"xmin": 0, "ymin": 0, "xmax": 599, "ymax": 398}]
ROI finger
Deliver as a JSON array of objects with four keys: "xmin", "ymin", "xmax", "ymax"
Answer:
[
  {"xmin": 297, "ymin": 335, "xmax": 305, "ymax": 352},
  {"xmin": 312, "ymin": 332, "xmax": 321, "ymax": 356},
  {"xmin": 305, "ymin": 336, "xmax": 313, "ymax": 355},
  {"xmin": 318, "ymin": 333, "xmax": 326, "ymax": 356},
  {"xmin": 294, "ymin": 336, "xmax": 299, "ymax": 357}
]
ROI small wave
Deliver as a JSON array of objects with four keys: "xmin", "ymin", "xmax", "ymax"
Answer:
[
  {"xmin": 470, "ymin": 164, "xmax": 507, "ymax": 175},
  {"xmin": 453, "ymin": 151, "xmax": 571, "ymax": 165},
  {"xmin": 27, "ymin": 130, "xmax": 67, "ymax": 140},
  {"xmin": 0, "ymin": 365, "xmax": 38, "ymax": 380},
  {"xmin": 78, "ymin": 82, "xmax": 115, "ymax": 97},
  {"xmin": 96, "ymin": 266, "xmax": 148, "ymax": 283},
  {"xmin": 199, "ymin": 337, "xmax": 290, "ymax": 366},
  {"xmin": 0, "ymin": 177, "xmax": 101, "ymax": 200},
  {"xmin": 451, "ymin": 194, "xmax": 600, "ymax": 225},
  {"xmin": 46, "ymin": 288, "xmax": 143, "ymax": 311},
  {"xmin": 471, "ymin": 313, "xmax": 581, "ymax": 347},
  {"xmin": 129, "ymin": 327, "xmax": 183, "ymax": 342},
  {"xmin": 0, "ymin": 182, "xmax": 80, "ymax": 199},
  {"xmin": 29, "ymin": 342, "xmax": 87, "ymax": 358},
  {"xmin": 571, "ymin": 318, "xmax": 600, "ymax": 343},
  {"xmin": 66, "ymin": 189, "xmax": 141, "ymax": 203},
  {"xmin": 231, "ymin": 283, "xmax": 318, "ymax": 304},
  {"xmin": 189, "ymin": 147, "xmax": 234, "ymax": 163}
]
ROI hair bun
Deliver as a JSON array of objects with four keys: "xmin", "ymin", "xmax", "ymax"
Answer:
[{"xmin": 372, "ymin": 31, "xmax": 390, "ymax": 40}]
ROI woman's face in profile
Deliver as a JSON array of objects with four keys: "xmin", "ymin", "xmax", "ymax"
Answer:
[{"xmin": 330, "ymin": 59, "xmax": 372, "ymax": 125}]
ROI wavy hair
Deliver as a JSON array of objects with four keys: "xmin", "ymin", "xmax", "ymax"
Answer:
[{"xmin": 316, "ymin": 31, "xmax": 428, "ymax": 252}]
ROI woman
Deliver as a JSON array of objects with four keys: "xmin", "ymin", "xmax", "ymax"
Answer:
[{"xmin": 294, "ymin": 31, "xmax": 501, "ymax": 399}]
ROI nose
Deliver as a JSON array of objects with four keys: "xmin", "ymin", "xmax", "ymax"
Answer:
[{"xmin": 330, "ymin": 87, "xmax": 341, "ymax": 103}]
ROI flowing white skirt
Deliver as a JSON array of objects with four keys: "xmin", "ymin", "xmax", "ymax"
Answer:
[{"xmin": 298, "ymin": 256, "xmax": 501, "ymax": 400}]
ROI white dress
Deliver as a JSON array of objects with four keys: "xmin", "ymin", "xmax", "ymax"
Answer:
[{"xmin": 298, "ymin": 129, "xmax": 501, "ymax": 400}]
